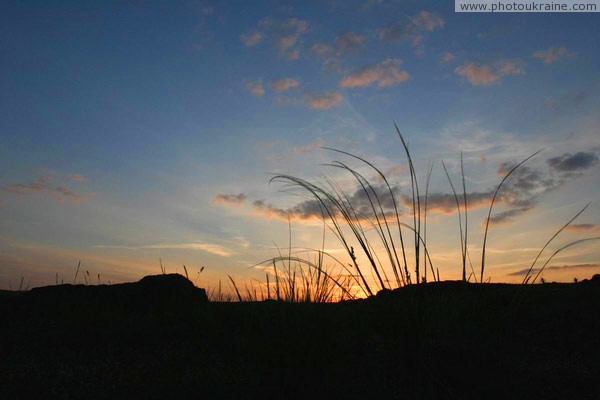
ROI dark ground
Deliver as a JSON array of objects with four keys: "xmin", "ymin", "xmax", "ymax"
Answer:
[{"xmin": 1, "ymin": 274, "xmax": 599, "ymax": 399}]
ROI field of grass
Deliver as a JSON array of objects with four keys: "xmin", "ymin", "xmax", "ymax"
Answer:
[
  {"xmin": 221, "ymin": 127, "xmax": 598, "ymax": 301},
  {"xmin": 2, "ymin": 129, "xmax": 598, "ymax": 399},
  {"xmin": 1, "ymin": 276, "xmax": 599, "ymax": 399}
]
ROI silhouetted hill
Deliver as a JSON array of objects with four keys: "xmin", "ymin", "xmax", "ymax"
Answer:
[{"xmin": 1, "ymin": 275, "xmax": 599, "ymax": 399}]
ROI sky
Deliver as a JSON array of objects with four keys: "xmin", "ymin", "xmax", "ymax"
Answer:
[{"xmin": 1, "ymin": 0, "xmax": 599, "ymax": 292}]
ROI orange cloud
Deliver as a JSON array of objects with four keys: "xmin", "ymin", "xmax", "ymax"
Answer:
[
  {"xmin": 339, "ymin": 59, "xmax": 409, "ymax": 88},
  {"xmin": 566, "ymin": 224, "xmax": 600, "ymax": 232},
  {"xmin": 305, "ymin": 91, "xmax": 343, "ymax": 109},
  {"xmin": 269, "ymin": 77, "xmax": 300, "ymax": 92},
  {"xmin": 212, "ymin": 193, "xmax": 247, "ymax": 206},
  {"xmin": 246, "ymin": 79, "xmax": 264, "ymax": 96},
  {"xmin": 455, "ymin": 59, "xmax": 524, "ymax": 85}
]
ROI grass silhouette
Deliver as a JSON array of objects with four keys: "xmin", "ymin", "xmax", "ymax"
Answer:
[{"xmin": 255, "ymin": 126, "xmax": 597, "ymax": 300}]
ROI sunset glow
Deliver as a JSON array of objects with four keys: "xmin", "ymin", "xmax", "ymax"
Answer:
[{"xmin": 1, "ymin": 2, "xmax": 599, "ymax": 292}]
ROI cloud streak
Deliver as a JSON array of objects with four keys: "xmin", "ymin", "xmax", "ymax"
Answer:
[
  {"xmin": 96, "ymin": 242, "xmax": 233, "ymax": 257},
  {"xmin": 508, "ymin": 263, "xmax": 600, "ymax": 276},
  {"xmin": 566, "ymin": 224, "xmax": 600, "ymax": 232},
  {"xmin": 2, "ymin": 173, "xmax": 86, "ymax": 204}
]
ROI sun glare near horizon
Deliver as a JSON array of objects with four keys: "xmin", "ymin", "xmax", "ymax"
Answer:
[{"xmin": 0, "ymin": 1, "xmax": 599, "ymax": 293}]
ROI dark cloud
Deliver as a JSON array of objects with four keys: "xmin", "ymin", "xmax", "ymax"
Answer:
[
  {"xmin": 252, "ymin": 183, "xmax": 401, "ymax": 222},
  {"xmin": 212, "ymin": 193, "xmax": 247, "ymax": 206},
  {"xmin": 257, "ymin": 152, "xmax": 591, "ymax": 225},
  {"xmin": 488, "ymin": 205, "xmax": 534, "ymax": 225},
  {"xmin": 566, "ymin": 224, "xmax": 600, "ymax": 232},
  {"xmin": 400, "ymin": 191, "xmax": 494, "ymax": 215},
  {"xmin": 547, "ymin": 152, "xmax": 599, "ymax": 173},
  {"xmin": 252, "ymin": 199, "xmax": 324, "ymax": 221},
  {"xmin": 2, "ymin": 174, "xmax": 84, "ymax": 204},
  {"xmin": 508, "ymin": 263, "xmax": 600, "ymax": 276}
]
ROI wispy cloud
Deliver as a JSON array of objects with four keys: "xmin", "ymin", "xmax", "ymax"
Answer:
[
  {"xmin": 334, "ymin": 31, "xmax": 365, "ymax": 52},
  {"xmin": 455, "ymin": 59, "xmax": 524, "ymax": 85},
  {"xmin": 508, "ymin": 263, "xmax": 600, "ymax": 276},
  {"xmin": 2, "ymin": 173, "xmax": 87, "ymax": 204},
  {"xmin": 546, "ymin": 91, "xmax": 587, "ymax": 112},
  {"xmin": 378, "ymin": 10, "xmax": 444, "ymax": 53},
  {"xmin": 305, "ymin": 91, "xmax": 343, "ymax": 109},
  {"xmin": 69, "ymin": 174, "xmax": 86, "ymax": 183},
  {"xmin": 200, "ymin": 5, "xmax": 213, "ymax": 16},
  {"xmin": 339, "ymin": 59, "xmax": 409, "ymax": 88},
  {"xmin": 240, "ymin": 30, "xmax": 263, "ymax": 46},
  {"xmin": 269, "ymin": 77, "xmax": 301, "ymax": 92},
  {"xmin": 245, "ymin": 79, "xmax": 264, "ymax": 96},
  {"xmin": 243, "ymin": 17, "xmax": 310, "ymax": 60},
  {"xmin": 256, "ymin": 150, "xmax": 588, "ymax": 226},
  {"xmin": 566, "ymin": 224, "xmax": 600, "ymax": 232},
  {"xmin": 96, "ymin": 242, "xmax": 233, "ymax": 257},
  {"xmin": 212, "ymin": 193, "xmax": 247, "ymax": 206},
  {"xmin": 532, "ymin": 46, "xmax": 573, "ymax": 64},
  {"xmin": 291, "ymin": 138, "xmax": 324, "ymax": 154},
  {"xmin": 440, "ymin": 51, "xmax": 455, "ymax": 63},
  {"xmin": 311, "ymin": 31, "xmax": 366, "ymax": 70}
]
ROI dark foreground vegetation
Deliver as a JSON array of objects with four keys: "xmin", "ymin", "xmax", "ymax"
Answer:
[{"xmin": 1, "ymin": 274, "xmax": 599, "ymax": 399}]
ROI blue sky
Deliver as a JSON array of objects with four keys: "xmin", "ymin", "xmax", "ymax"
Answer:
[{"xmin": 1, "ymin": 1, "xmax": 599, "ymax": 290}]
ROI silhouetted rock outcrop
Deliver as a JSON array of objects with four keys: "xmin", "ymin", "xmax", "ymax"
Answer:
[{"xmin": 6, "ymin": 273, "xmax": 207, "ymax": 317}]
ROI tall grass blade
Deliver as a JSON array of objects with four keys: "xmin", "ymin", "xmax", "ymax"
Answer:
[
  {"xmin": 480, "ymin": 150, "xmax": 542, "ymax": 282},
  {"xmin": 531, "ymin": 237, "xmax": 600, "ymax": 284},
  {"xmin": 228, "ymin": 275, "xmax": 243, "ymax": 302},
  {"xmin": 73, "ymin": 261, "xmax": 81, "ymax": 284},
  {"xmin": 442, "ymin": 160, "xmax": 466, "ymax": 282},
  {"xmin": 394, "ymin": 123, "xmax": 420, "ymax": 284},
  {"xmin": 522, "ymin": 203, "xmax": 590, "ymax": 283}
]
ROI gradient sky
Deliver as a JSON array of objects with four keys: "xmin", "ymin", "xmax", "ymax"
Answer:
[{"xmin": 1, "ymin": 0, "xmax": 599, "ymax": 291}]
